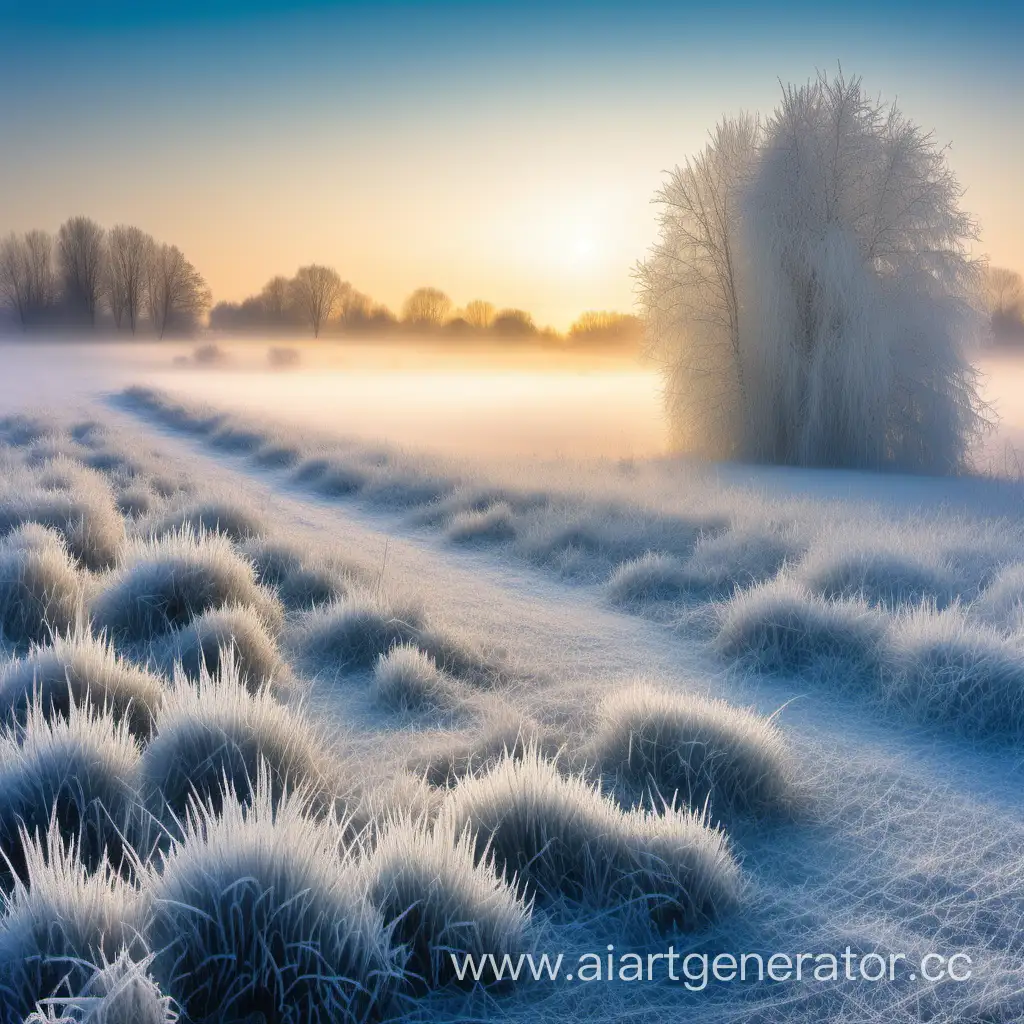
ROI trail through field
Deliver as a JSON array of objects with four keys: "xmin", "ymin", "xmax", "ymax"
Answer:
[{"xmin": 108, "ymin": 400, "xmax": 1024, "ymax": 1024}]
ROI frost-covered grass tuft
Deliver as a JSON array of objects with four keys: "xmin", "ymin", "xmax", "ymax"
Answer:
[
  {"xmin": 148, "ymin": 777, "xmax": 398, "ymax": 1024},
  {"xmin": 361, "ymin": 818, "xmax": 532, "ymax": 989},
  {"xmin": 974, "ymin": 562, "xmax": 1024, "ymax": 630},
  {"xmin": 150, "ymin": 501, "xmax": 266, "ymax": 542},
  {"xmin": 140, "ymin": 659, "xmax": 341, "ymax": 830},
  {"xmin": 239, "ymin": 536, "xmax": 355, "ymax": 610},
  {"xmin": 152, "ymin": 605, "xmax": 284, "ymax": 689},
  {"xmin": 23, "ymin": 949, "xmax": 177, "ymax": 1024},
  {"xmin": 295, "ymin": 593, "xmax": 424, "ymax": 673},
  {"xmin": 0, "ymin": 488, "xmax": 125, "ymax": 571},
  {"xmin": 0, "ymin": 825, "xmax": 147, "ymax": 1024},
  {"xmin": 446, "ymin": 503, "xmax": 517, "ymax": 545},
  {"xmin": 882, "ymin": 605, "xmax": 1024, "ymax": 739},
  {"xmin": 441, "ymin": 748, "xmax": 740, "ymax": 931},
  {"xmin": 797, "ymin": 545, "xmax": 955, "ymax": 609},
  {"xmin": 584, "ymin": 682, "xmax": 795, "ymax": 817},
  {"xmin": 91, "ymin": 528, "xmax": 281, "ymax": 644},
  {"xmin": 372, "ymin": 645, "xmax": 458, "ymax": 713},
  {"xmin": 716, "ymin": 578, "xmax": 885, "ymax": 678},
  {"xmin": 607, "ymin": 553, "xmax": 694, "ymax": 606},
  {"xmin": 0, "ymin": 633, "xmax": 162, "ymax": 740},
  {"xmin": 0, "ymin": 701, "xmax": 142, "ymax": 887},
  {"xmin": 0, "ymin": 525, "xmax": 83, "ymax": 650}
]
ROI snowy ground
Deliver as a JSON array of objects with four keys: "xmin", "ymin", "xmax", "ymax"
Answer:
[{"xmin": 1, "ymin": 338, "xmax": 1024, "ymax": 1023}]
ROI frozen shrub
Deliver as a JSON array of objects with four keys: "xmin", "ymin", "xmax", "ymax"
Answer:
[
  {"xmin": 446, "ymin": 502, "xmax": 517, "ymax": 544},
  {"xmin": 0, "ymin": 702, "xmax": 142, "ymax": 887},
  {"xmin": 192, "ymin": 343, "xmax": 225, "ymax": 365},
  {"xmin": 295, "ymin": 593, "xmax": 424, "ymax": 673},
  {"xmin": 148, "ymin": 778, "xmax": 398, "ymax": 1024},
  {"xmin": 362, "ymin": 819, "xmax": 531, "ymax": 989},
  {"xmin": 0, "ymin": 825, "xmax": 147, "ymax": 1024},
  {"xmin": 268, "ymin": 346, "xmax": 300, "ymax": 368},
  {"xmin": 152, "ymin": 605, "xmax": 284, "ymax": 689},
  {"xmin": 150, "ymin": 501, "xmax": 266, "ymax": 542},
  {"xmin": 441, "ymin": 748, "xmax": 740, "ymax": 931},
  {"xmin": 0, "ymin": 525, "xmax": 82, "ymax": 651},
  {"xmin": 716, "ymin": 579, "xmax": 886, "ymax": 678},
  {"xmin": 372, "ymin": 645, "xmax": 456, "ymax": 713},
  {"xmin": 584, "ymin": 682, "xmax": 795, "ymax": 817},
  {"xmin": 22, "ymin": 950, "xmax": 176, "ymax": 1024},
  {"xmin": 0, "ymin": 633, "xmax": 162, "ymax": 740},
  {"xmin": 882, "ymin": 605, "xmax": 1024, "ymax": 739},
  {"xmin": 798, "ymin": 546, "xmax": 955, "ymax": 609},
  {"xmin": 91, "ymin": 528, "xmax": 281, "ymax": 643},
  {"xmin": 140, "ymin": 660, "xmax": 342, "ymax": 830}
]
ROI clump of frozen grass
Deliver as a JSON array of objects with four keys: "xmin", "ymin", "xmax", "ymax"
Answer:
[
  {"xmin": 361, "ymin": 818, "xmax": 532, "ymax": 989},
  {"xmin": 973, "ymin": 562, "xmax": 1024, "ymax": 630},
  {"xmin": 91, "ymin": 528, "xmax": 281, "ymax": 644},
  {"xmin": 716, "ymin": 578, "xmax": 886, "ymax": 678},
  {"xmin": 152, "ymin": 605, "xmax": 285, "ymax": 690},
  {"xmin": 149, "ymin": 501, "xmax": 266, "ymax": 542},
  {"xmin": 0, "ymin": 700, "xmax": 142, "ymax": 886},
  {"xmin": 583, "ymin": 682, "xmax": 795, "ymax": 817},
  {"xmin": 311, "ymin": 459, "xmax": 372, "ymax": 497},
  {"xmin": 607, "ymin": 553, "xmax": 694, "ymax": 606},
  {"xmin": 239, "ymin": 536, "xmax": 355, "ymax": 610},
  {"xmin": 0, "ymin": 487, "xmax": 125, "ymax": 571},
  {"xmin": 882, "ymin": 604, "xmax": 1024, "ymax": 739},
  {"xmin": 147, "ymin": 776, "xmax": 398, "ymax": 1024},
  {"xmin": 446, "ymin": 502, "xmax": 517, "ymax": 544},
  {"xmin": 0, "ymin": 632, "xmax": 162, "ymax": 740},
  {"xmin": 372, "ymin": 645, "xmax": 458, "ymax": 713},
  {"xmin": 409, "ymin": 715, "xmax": 549, "ymax": 788},
  {"xmin": 140, "ymin": 659, "xmax": 342, "ymax": 831},
  {"xmin": 797, "ymin": 544, "xmax": 956, "ymax": 609},
  {"xmin": 441, "ymin": 748, "xmax": 740, "ymax": 931},
  {"xmin": 294, "ymin": 593, "xmax": 425, "ymax": 673},
  {"xmin": 0, "ymin": 525, "xmax": 83, "ymax": 650},
  {"xmin": 23, "ymin": 950, "xmax": 177, "ymax": 1024},
  {"xmin": 684, "ymin": 526, "xmax": 798, "ymax": 596},
  {"xmin": 0, "ymin": 825, "xmax": 147, "ymax": 1024},
  {"xmin": 114, "ymin": 484, "xmax": 154, "ymax": 519}
]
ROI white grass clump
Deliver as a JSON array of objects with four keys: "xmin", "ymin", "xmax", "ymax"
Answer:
[
  {"xmin": 0, "ymin": 632, "xmax": 162, "ymax": 740},
  {"xmin": 0, "ymin": 525, "xmax": 83, "ymax": 650},
  {"xmin": 0, "ymin": 701, "xmax": 142, "ymax": 886},
  {"xmin": 23, "ymin": 950, "xmax": 177, "ymax": 1024},
  {"xmin": 372, "ymin": 645, "xmax": 457, "ymax": 713},
  {"xmin": 361, "ymin": 818, "xmax": 532, "ymax": 989},
  {"xmin": 152, "ymin": 604, "xmax": 284, "ymax": 690},
  {"xmin": 150, "ymin": 501, "xmax": 266, "ymax": 542},
  {"xmin": 441, "ymin": 748, "xmax": 740, "ymax": 932},
  {"xmin": 147, "ymin": 776, "xmax": 398, "ymax": 1024},
  {"xmin": 716, "ymin": 578, "xmax": 886, "ymax": 678},
  {"xmin": 446, "ymin": 502, "xmax": 517, "ymax": 545},
  {"xmin": 607, "ymin": 553, "xmax": 693, "ymax": 606},
  {"xmin": 295, "ymin": 593, "xmax": 424, "ymax": 673},
  {"xmin": 797, "ymin": 544, "xmax": 956, "ymax": 609},
  {"xmin": 973, "ymin": 562, "xmax": 1024, "ymax": 631},
  {"xmin": 90, "ymin": 528, "xmax": 281, "ymax": 644},
  {"xmin": 239, "ymin": 536, "xmax": 355, "ymax": 610},
  {"xmin": 584, "ymin": 682, "xmax": 795, "ymax": 817},
  {"xmin": 882, "ymin": 604, "xmax": 1024, "ymax": 739},
  {"xmin": 0, "ymin": 824, "xmax": 147, "ymax": 1024},
  {"xmin": 140, "ymin": 659, "xmax": 342, "ymax": 830}
]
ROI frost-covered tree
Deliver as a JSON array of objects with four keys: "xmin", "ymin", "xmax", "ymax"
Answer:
[
  {"xmin": 0, "ymin": 233, "xmax": 30, "ymax": 327},
  {"xmin": 108, "ymin": 225, "xmax": 155, "ymax": 334},
  {"xmin": 146, "ymin": 243, "xmax": 211, "ymax": 337},
  {"xmin": 640, "ymin": 71, "xmax": 989, "ymax": 473},
  {"xmin": 57, "ymin": 215, "xmax": 106, "ymax": 325},
  {"xmin": 290, "ymin": 264, "xmax": 342, "ymax": 338},
  {"xmin": 402, "ymin": 286, "xmax": 452, "ymax": 328}
]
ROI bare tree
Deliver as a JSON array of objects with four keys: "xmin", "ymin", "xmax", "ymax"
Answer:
[
  {"xmin": 982, "ymin": 266, "xmax": 1024, "ymax": 341},
  {"xmin": 146, "ymin": 244, "xmax": 211, "ymax": 338},
  {"xmin": 402, "ymin": 286, "xmax": 452, "ymax": 328},
  {"xmin": 108, "ymin": 225, "xmax": 155, "ymax": 333},
  {"xmin": 463, "ymin": 299, "xmax": 496, "ymax": 330},
  {"xmin": 260, "ymin": 275, "xmax": 293, "ymax": 323},
  {"xmin": 57, "ymin": 216, "xmax": 106, "ymax": 325},
  {"xmin": 492, "ymin": 308, "xmax": 536, "ymax": 336},
  {"xmin": 0, "ymin": 233, "xmax": 29, "ymax": 327},
  {"xmin": 23, "ymin": 230, "xmax": 57, "ymax": 319},
  {"xmin": 289, "ymin": 265, "xmax": 342, "ymax": 338}
]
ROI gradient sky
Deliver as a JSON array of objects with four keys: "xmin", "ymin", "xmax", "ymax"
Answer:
[{"xmin": 1, "ymin": 1, "xmax": 1022, "ymax": 329}]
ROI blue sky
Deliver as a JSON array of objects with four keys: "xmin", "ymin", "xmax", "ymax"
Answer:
[{"xmin": 1, "ymin": 1, "xmax": 1020, "ymax": 327}]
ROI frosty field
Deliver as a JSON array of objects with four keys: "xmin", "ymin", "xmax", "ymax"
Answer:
[{"xmin": 1, "ymin": 340, "xmax": 1024, "ymax": 1023}]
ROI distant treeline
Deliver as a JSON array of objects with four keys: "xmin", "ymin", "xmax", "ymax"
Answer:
[
  {"xmin": 0, "ymin": 217, "xmax": 210, "ymax": 337},
  {"xmin": 985, "ymin": 266, "xmax": 1024, "ymax": 348},
  {"xmin": 211, "ymin": 272, "xmax": 642, "ymax": 346}
]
